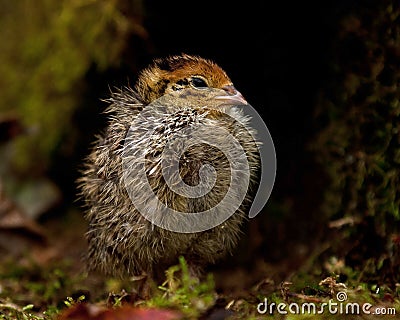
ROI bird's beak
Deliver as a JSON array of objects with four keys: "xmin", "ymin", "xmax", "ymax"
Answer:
[{"xmin": 215, "ymin": 85, "xmax": 248, "ymax": 105}]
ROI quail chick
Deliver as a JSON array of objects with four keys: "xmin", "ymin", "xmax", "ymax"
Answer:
[{"xmin": 78, "ymin": 54, "xmax": 260, "ymax": 294}]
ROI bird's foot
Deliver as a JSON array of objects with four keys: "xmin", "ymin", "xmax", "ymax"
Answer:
[{"xmin": 131, "ymin": 272, "xmax": 155, "ymax": 300}]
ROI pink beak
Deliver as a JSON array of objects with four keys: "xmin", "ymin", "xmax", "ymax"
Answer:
[{"xmin": 216, "ymin": 85, "xmax": 248, "ymax": 105}]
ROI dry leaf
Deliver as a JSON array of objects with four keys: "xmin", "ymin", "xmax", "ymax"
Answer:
[{"xmin": 57, "ymin": 304, "xmax": 182, "ymax": 320}]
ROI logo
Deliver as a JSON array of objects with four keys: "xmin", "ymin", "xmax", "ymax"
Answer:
[
  {"xmin": 122, "ymin": 88, "xmax": 276, "ymax": 233},
  {"xmin": 257, "ymin": 291, "xmax": 396, "ymax": 316}
]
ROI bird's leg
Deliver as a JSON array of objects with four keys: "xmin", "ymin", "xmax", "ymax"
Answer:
[
  {"xmin": 138, "ymin": 275, "xmax": 152, "ymax": 300},
  {"xmin": 130, "ymin": 271, "xmax": 154, "ymax": 300},
  {"xmin": 185, "ymin": 257, "xmax": 204, "ymax": 283}
]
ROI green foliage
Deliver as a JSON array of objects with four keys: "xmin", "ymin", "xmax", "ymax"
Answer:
[
  {"xmin": 0, "ymin": 259, "xmax": 87, "ymax": 320},
  {"xmin": 0, "ymin": 303, "xmax": 43, "ymax": 320},
  {"xmin": 0, "ymin": 256, "xmax": 399, "ymax": 320},
  {"xmin": 146, "ymin": 256, "xmax": 216, "ymax": 318},
  {"xmin": 0, "ymin": 1, "xmax": 144, "ymax": 174},
  {"xmin": 311, "ymin": 0, "xmax": 400, "ymax": 283},
  {"xmin": 63, "ymin": 295, "xmax": 86, "ymax": 308}
]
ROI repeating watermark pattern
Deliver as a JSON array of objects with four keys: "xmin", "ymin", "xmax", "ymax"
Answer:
[
  {"xmin": 122, "ymin": 88, "xmax": 276, "ymax": 233},
  {"xmin": 257, "ymin": 291, "xmax": 397, "ymax": 316}
]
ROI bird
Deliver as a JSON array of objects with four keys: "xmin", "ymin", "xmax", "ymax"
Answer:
[{"xmin": 78, "ymin": 54, "xmax": 261, "ymax": 296}]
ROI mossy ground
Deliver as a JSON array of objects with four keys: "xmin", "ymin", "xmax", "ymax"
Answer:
[
  {"xmin": 1, "ymin": 260, "xmax": 399, "ymax": 319},
  {"xmin": 0, "ymin": 211, "xmax": 399, "ymax": 320}
]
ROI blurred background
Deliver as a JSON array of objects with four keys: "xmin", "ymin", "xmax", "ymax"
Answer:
[{"xmin": 0, "ymin": 0, "xmax": 399, "ymax": 297}]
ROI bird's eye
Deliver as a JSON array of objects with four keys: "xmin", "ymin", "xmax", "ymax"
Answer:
[{"xmin": 191, "ymin": 76, "xmax": 208, "ymax": 89}]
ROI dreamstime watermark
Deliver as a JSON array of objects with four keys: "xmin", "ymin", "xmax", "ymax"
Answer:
[
  {"xmin": 257, "ymin": 291, "xmax": 397, "ymax": 316},
  {"xmin": 122, "ymin": 88, "xmax": 276, "ymax": 233}
]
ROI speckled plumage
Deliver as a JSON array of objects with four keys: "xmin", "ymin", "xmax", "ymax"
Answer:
[{"xmin": 78, "ymin": 54, "xmax": 260, "ymax": 283}]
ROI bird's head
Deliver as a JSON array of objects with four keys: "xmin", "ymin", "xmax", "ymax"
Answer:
[{"xmin": 135, "ymin": 54, "xmax": 247, "ymax": 106}]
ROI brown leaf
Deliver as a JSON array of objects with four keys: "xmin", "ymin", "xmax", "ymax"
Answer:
[
  {"xmin": 57, "ymin": 303, "xmax": 104, "ymax": 320},
  {"xmin": 0, "ymin": 182, "xmax": 59, "ymax": 265},
  {"xmin": 0, "ymin": 183, "xmax": 47, "ymax": 244},
  {"xmin": 0, "ymin": 195, "xmax": 46, "ymax": 239},
  {"xmin": 57, "ymin": 304, "xmax": 182, "ymax": 320}
]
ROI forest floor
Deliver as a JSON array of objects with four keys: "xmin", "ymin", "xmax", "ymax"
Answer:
[{"xmin": 0, "ymin": 209, "xmax": 399, "ymax": 320}]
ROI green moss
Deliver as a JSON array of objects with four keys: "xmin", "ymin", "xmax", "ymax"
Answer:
[
  {"xmin": 0, "ymin": 258, "xmax": 87, "ymax": 319},
  {"xmin": 0, "ymin": 1, "xmax": 143, "ymax": 175},
  {"xmin": 311, "ymin": 0, "xmax": 400, "ymax": 284},
  {"xmin": 0, "ymin": 255, "xmax": 399, "ymax": 320},
  {"xmin": 146, "ymin": 256, "xmax": 216, "ymax": 318}
]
